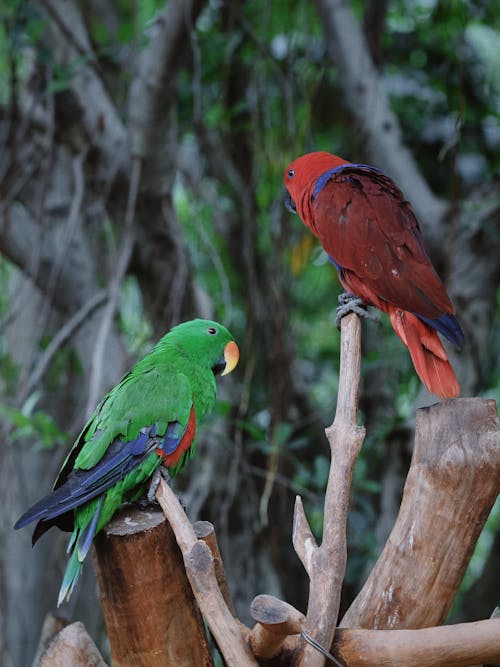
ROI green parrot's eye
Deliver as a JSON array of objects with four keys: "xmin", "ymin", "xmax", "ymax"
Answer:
[
  {"xmin": 287, "ymin": 169, "xmax": 295, "ymax": 178},
  {"xmin": 207, "ymin": 327, "xmax": 217, "ymax": 335}
]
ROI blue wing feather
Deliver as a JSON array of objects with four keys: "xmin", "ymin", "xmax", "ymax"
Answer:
[
  {"xmin": 77, "ymin": 496, "xmax": 104, "ymax": 561},
  {"xmin": 162, "ymin": 421, "xmax": 186, "ymax": 454},
  {"xmin": 14, "ymin": 422, "xmax": 186, "ymax": 532}
]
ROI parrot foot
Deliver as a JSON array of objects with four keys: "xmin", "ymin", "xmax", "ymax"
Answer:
[
  {"xmin": 335, "ymin": 292, "xmax": 380, "ymax": 329},
  {"xmin": 146, "ymin": 465, "xmax": 171, "ymax": 504}
]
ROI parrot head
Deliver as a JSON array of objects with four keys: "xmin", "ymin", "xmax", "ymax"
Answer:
[
  {"xmin": 163, "ymin": 318, "xmax": 239, "ymax": 377},
  {"xmin": 284, "ymin": 151, "xmax": 349, "ymax": 221}
]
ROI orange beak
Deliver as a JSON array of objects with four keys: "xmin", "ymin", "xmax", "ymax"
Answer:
[{"xmin": 221, "ymin": 341, "xmax": 239, "ymax": 376}]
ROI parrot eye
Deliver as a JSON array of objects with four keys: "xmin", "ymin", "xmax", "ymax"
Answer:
[
  {"xmin": 207, "ymin": 327, "xmax": 217, "ymax": 335},
  {"xmin": 287, "ymin": 169, "xmax": 295, "ymax": 179}
]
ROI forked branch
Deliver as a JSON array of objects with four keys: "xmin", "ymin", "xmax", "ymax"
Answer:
[{"xmin": 293, "ymin": 312, "xmax": 365, "ymax": 666}]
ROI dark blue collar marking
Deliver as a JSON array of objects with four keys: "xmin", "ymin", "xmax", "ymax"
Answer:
[
  {"xmin": 328, "ymin": 254, "xmax": 343, "ymax": 272},
  {"xmin": 313, "ymin": 163, "xmax": 381, "ymax": 199}
]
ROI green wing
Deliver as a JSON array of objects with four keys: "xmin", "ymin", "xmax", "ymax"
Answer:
[{"xmin": 56, "ymin": 366, "xmax": 194, "ymax": 484}]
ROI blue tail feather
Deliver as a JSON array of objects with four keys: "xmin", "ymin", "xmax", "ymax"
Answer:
[
  {"xmin": 77, "ymin": 496, "xmax": 104, "ymax": 561},
  {"xmin": 58, "ymin": 497, "xmax": 104, "ymax": 605},
  {"xmin": 414, "ymin": 311, "xmax": 464, "ymax": 349},
  {"xmin": 58, "ymin": 546, "xmax": 83, "ymax": 607}
]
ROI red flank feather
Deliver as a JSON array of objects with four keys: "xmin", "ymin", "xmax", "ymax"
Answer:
[{"xmin": 156, "ymin": 404, "xmax": 197, "ymax": 467}]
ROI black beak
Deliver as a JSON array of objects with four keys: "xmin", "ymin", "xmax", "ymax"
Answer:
[
  {"xmin": 284, "ymin": 189, "xmax": 296, "ymax": 214},
  {"xmin": 212, "ymin": 356, "xmax": 226, "ymax": 376}
]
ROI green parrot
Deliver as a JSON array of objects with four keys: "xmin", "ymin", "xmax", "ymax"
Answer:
[{"xmin": 14, "ymin": 318, "xmax": 239, "ymax": 606}]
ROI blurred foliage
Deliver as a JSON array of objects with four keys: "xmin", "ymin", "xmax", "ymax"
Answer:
[{"xmin": 0, "ymin": 392, "xmax": 68, "ymax": 449}]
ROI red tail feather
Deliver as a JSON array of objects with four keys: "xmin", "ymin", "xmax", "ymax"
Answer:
[{"xmin": 388, "ymin": 307, "xmax": 460, "ymax": 399}]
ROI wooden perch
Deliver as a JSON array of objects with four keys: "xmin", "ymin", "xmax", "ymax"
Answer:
[
  {"xmin": 293, "ymin": 312, "xmax": 365, "ymax": 666},
  {"xmin": 39, "ymin": 621, "xmax": 107, "ymax": 667},
  {"xmin": 155, "ymin": 479, "xmax": 258, "ymax": 667},
  {"xmin": 249, "ymin": 594, "xmax": 305, "ymax": 659},
  {"xmin": 342, "ymin": 397, "xmax": 500, "ymax": 630},
  {"xmin": 333, "ymin": 618, "xmax": 500, "ymax": 667},
  {"xmin": 194, "ymin": 519, "xmax": 236, "ymax": 615},
  {"xmin": 93, "ymin": 505, "xmax": 213, "ymax": 667},
  {"xmin": 255, "ymin": 617, "xmax": 500, "ymax": 667}
]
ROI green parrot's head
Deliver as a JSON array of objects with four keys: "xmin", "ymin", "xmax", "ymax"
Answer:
[{"xmin": 162, "ymin": 318, "xmax": 239, "ymax": 377}]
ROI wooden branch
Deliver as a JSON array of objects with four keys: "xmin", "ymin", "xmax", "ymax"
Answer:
[
  {"xmin": 342, "ymin": 397, "xmax": 500, "ymax": 630},
  {"xmin": 249, "ymin": 594, "xmax": 305, "ymax": 660},
  {"xmin": 155, "ymin": 479, "xmax": 258, "ymax": 667},
  {"xmin": 293, "ymin": 312, "xmax": 366, "ymax": 666},
  {"xmin": 93, "ymin": 505, "xmax": 213, "ymax": 667},
  {"xmin": 254, "ymin": 617, "xmax": 500, "ymax": 667},
  {"xmin": 39, "ymin": 621, "xmax": 107, "ymax": 667},
  {"xmin": 333, "ymin": 619, "xmax": 500, "ymax": 667},
  {"xmin": 193, "ymin": 519, "xmax": 236, "ymax": 615},
  {"xmin": 292, "ymin": 495, "xmax": 318, "ymax": 578}
]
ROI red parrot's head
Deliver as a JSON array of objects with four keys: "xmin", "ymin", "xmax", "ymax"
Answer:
[{"xmin": 284, "ymin": 151, "xmax": 349, "ymax": 222}]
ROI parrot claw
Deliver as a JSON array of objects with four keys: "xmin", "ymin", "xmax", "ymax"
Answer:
[
  {"xmin": 335, "ymin": 292, "xmax": 380, "ymax": 328},
  {"xmin": 136, "ymin": 495, "xmax": 154, "ymax": 510},
  {"xmin": 141, "ymin": 465, "xmax": 171, "ymax": 506},
  {"xmin": 159, "ymin": 464, "xmax": 171, "ymax": 482}
]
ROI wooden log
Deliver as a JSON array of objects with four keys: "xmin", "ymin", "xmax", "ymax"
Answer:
[
  {"xmin": 333, "ymin": 619, "xmax": 500, "ymax": 667},
  {"xmin": 93, "ymin": 505, "xmax": 213, "ymax": 667},
  {"xmin": 249, "ymin": 594, "xmax": 305, "ymax": 659},
  {"xmin": 342, "ymin": 397, "xmax": 500, "ymax": 630},
  {"xmin": 251, "ymin": 617, "xmax": 500, "ymax": 667},
  {"xmin": 39, "ymin": 621, "xmax": 107, "ymax": 667}
]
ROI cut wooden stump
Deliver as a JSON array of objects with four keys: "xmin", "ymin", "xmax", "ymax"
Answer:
[
  {"xmin": 39, "ymin": 621, "xmax": 107, "ymax": 667},
  {"xmin": 249, "ymin": 594, "xmax": 305, "ymax": 660},
  {"xmin": 93, "ymin": 505, "xmax": 213, "ymax": 667},
  {"xmin": 341, "ymin": 397, "xmax": 500, "ymax": 630},
  {"xmin": 32, "ymin": 613, "xmax": 69, "ymax": 667}
]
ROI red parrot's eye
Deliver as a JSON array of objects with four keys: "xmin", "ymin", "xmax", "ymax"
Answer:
[
  {"xmin": 287, "ymin": 169, "xmax": 295, "ymax": 179},
  {"xmin": 207, "ymin": 327, "xmax": 217, "ymax": 335}
]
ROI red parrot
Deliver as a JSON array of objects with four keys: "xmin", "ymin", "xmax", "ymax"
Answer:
[{"xmin": 284, "ymin": 151, "xmax": 464, "ymax": 399}]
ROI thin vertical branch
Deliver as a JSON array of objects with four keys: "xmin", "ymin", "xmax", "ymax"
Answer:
[{"xmin": 293, "ymin": 312, "xmax": 365, "ymax": 666}]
